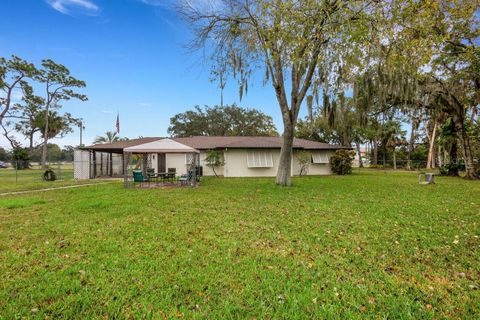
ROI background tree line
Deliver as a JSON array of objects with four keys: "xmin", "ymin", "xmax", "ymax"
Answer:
[{"xmin": 0, "ymin": 144, "xmax": 75, "ymax": 163}]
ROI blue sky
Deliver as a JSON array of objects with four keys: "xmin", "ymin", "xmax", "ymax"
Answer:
[{"xmin": 1, "ymin": 0, "xmax": 288, "ymax": 148}]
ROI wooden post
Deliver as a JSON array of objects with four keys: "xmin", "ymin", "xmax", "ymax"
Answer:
[
  {"xmin": 121, "ymin": 153, "xmax": 125, "ymax": 175},
  {"xmin": 109, "ymin": 152, "xmax": 113, "ymax": 176},
  {"xmin": 123, "ymin": 152, "xmax": 130, "ymax": 188},
  {"xmin": 92, "ymin": 152, "xmax": 97, "ymax": 178}
]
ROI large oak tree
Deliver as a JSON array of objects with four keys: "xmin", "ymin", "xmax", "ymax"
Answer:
[
  {"xmin": 168, "ymin": 104, "xmax": 278, "ymax": 137},
  {"xmin": 180, "ymin": 0, "xmax": 376, "ymax": 186}
]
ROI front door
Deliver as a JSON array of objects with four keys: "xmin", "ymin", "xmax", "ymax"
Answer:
[{"xmin": 157, "ymin": 153, "xmax": 166, "ymax": 173}]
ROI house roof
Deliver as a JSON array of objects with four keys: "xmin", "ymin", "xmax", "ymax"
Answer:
[
  {"xmin": 83, "ymin": 136, "xmax": 348, "ymax": 153},
  {"xmin": 124, "ymin": 138, "xmax": 199, "ymax": 153},
  {"xmin": 173, "ymin": 136, "xmax": 346, "ymax": 150}
]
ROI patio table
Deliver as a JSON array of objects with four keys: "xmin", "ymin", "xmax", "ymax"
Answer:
[
  {"xmin": 154, "ymin": 172, "xmax": 175, "ymax": 184},
  {"xmin": 163, "ymin": 172, "xmax": 176, "ymax": 183}
]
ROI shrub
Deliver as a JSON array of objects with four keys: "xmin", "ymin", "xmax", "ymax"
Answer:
[
  {"xmin": 204, "ymin": 150, "xmax": 225, "ymax": 177},
  {"xmin": 439, "ymin": 162, "xmax": 466, "ymax": 176},
  {"xmin": 296, "ymin": 151, "xmax": 311, "ymax": 176},
  {"xmin": 330, "ymin": 150, "xmax": 355, "ymax": 175},
  {"xmin": 43, "ymin": 169, "xmax": 56, "ymax": 181},
  {"xmin": 11, "ymin": 148, "xmax": 30, "ymax": 170}
]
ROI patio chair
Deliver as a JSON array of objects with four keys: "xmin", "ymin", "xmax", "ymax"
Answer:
[
  {"xmin": 133, "ymin": 170, "xmax": 149, "ymax": 186},
  {"xmin": 167, "ymin": 168, "xmax": 176, "ymax": 182},
  {"xmin": 146, "ymin": 168, "xmax": 156, "ymax": 178},
  {"xmin": 179, "ymin": 170, "xmax": 194, "ymax": 186}
]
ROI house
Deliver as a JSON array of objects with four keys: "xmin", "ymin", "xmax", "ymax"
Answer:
[
  {"xmin": 353, "ymin": 146, "xmax": 370, "ymax": 167},
  {"xmin": 74, "ymin": 136, "xmax": 348, "ymax": 179}
]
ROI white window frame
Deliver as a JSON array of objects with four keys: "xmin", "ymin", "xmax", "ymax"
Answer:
[
  {"xmin": 311, "ymin": 152, "xmax": 330, "ymax": 164},
  {"xmin": 185, "ymin": 153, "xmax": 195, "ymax": 165},
  {"xmin": 247, "ymin": 151, "xmax": 274, "ymax": 168}
]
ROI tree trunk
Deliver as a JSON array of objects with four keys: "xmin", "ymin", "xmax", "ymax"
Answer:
[
  {"xmin": 29, "ymin": 132, "xmax": 34, "ymax": 153},
  {"xmin": 448, "ymin": 124, "xmax": 459, "ymax": 176},
  {"xmin": 393, "ymin": 145, "xmax": 397, "ymax": 170},
  {"xmin": 453, "ymin": 114, "xmax": 478, "ymax": 179},
  {"xmin": 437, "ymin": 145, "xmax": 443, "ymax": 168},
  {"xmin": 276, "ymin": 124, "xmax": 294, "ymax": 186},
  {"xmin": 212, "ymin": 166, "xmax": 219, "ymax": 177},
  {"xmin": 448, "ymin": 141, "xmax": 459, "ymax": 176},
  {"xmin": 406, "ymin": 117, "xmax": 417, "ymax": 170},
  {"xmin": 382, "ymin": 143, "xmax": 386, "ymax": 168},
  {"xmin": 426, "ymin": 121, "xmax": 437, "ymax": 169},
  {"xmin": 373, "ymin": 140, "xmax": 378, "ymax": 165},
  {"xmin": 220, "ymin": 89, "xmax": 224, "ymax": 108},
  {"xmin": 41, "ymin": 104, "xmax": 50, "ymax": 168},
  {"xmin": 356, "ymin": 142, "xmax": 363, "ymax": 168}
]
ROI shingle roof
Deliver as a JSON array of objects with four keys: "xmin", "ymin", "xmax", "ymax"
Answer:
[
  {"xmin": 83, "ymin": 136, "xmax": 348, "ymax": 152},
  {"xmin": 84, "ymin": 137, "xmax": 160, "ymax": 152},
  {"xmin": 173, "ymin": 136, "xmax": 346, "ymax": 150}
]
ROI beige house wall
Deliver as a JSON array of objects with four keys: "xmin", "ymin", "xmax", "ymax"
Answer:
[
  {"xmin": 199, "ymin": 151, "xmax": 225, "ymax": 176},
  {"xmin": 152, "ymin": 149, "xmax": 335, "ymax": 178},
  {"xmin": 166, "ymin": 151, "xmax": 226, "ymax": 176},
  {"xmin": 165, "ymin": 153, "xmax": 188, "ymax": 175},
  {"xmin": 292, "ymin": 150, "xmax": 334, "ymax": 176},
  {"xmin": 223, "ymin": 149, "xmax": 281, "ymax": 177}
]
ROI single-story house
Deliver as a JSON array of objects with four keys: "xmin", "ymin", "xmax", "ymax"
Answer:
[{"xmin": 73, "ymin": 136, "xmax": 348, "ymax": 179}]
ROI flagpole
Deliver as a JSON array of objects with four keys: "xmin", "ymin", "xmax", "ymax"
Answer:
[
  {"xmin": 116, "ymin": 112, "xmax": 120, "ymax": 135},
  {"xmin": 79, "ymin": 121, "xmax": 83, "ymax": 147}
]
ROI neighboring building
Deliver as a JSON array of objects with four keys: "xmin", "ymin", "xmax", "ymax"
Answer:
[
  {"xmin": 353, "ymin": 146, "xmax": 370, "ymax": 167},
  {"xmin": 74, "ymin": 136, "xmax": 348, "ymax": 179}
]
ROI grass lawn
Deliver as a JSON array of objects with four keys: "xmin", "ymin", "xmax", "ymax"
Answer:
[
  {"xmin": 0, "ymin": 170, "xmax": 479, "ymax": 319},
  {"xmin": 0, "ymin": 167, "xmax": 108, "ymax": 193}
]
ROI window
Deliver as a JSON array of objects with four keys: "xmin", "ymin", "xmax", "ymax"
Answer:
[
  {"xmin": 311, "ymin": 152, "xmax": 330, "ymax": 164},
  {"xmin": 247, "ymin": 151, "xmax": 274, "ymax": 168},
  {"xmin": 185, "ymin": 153, "xmax": 195, "ymax": 164}
]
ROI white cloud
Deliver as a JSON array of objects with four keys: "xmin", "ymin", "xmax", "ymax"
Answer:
[
  {"xmin": 141, "ymin": 0, "xmax": 169, "ymax": 5},
  {"xmin": 139, "ymin": 0, "xmax": 218, "ymax": 10},
  {"xmin": 139, "ymin": 0, "xmax": 176, "ymax": 10},
  {"xmin": 46, "ymin": 0, "xmax": 100, "ymax": 15},
  {"xmin": 139, "ymin": 102, "xmax": 152, "ymax": 107}
]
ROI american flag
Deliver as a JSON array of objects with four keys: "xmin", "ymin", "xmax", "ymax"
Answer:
[{"xmin": 116, "ymin": 113, "xmax": 120, "ymax": 134}]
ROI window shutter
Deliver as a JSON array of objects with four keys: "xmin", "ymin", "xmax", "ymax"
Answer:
[
  {"xmin": 247, "ymin": 151, "xmax": 273, "ymax": 168},
  {"xmin": 312, "ymin": 152, "xmax": 330, "ymax": 164}
]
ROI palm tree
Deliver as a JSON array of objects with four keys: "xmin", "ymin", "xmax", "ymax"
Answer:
[{"xmin": 94, "ymin": 131, "xmax": 119, "ymax": 144}]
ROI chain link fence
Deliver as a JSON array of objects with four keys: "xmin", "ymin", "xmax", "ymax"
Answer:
[
  {"xmin": 0, "ymin": 161, "xmax": 74, "ymax": 184},
  {"xmin": 353, "ymin": 159, "xmax": 470, "ymax": 172},
  {"xmin": 355, "ymin": 159, "xmax": 427, "ymax": 170}
]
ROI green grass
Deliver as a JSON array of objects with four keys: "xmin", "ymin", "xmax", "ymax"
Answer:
[
  {"xmin": 0, "ymin": 168, "xmax": 107, "ymax": 193},
  {"xmin": 0, "ymin": 171, "xmax": 479, "ymax": 319}
]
